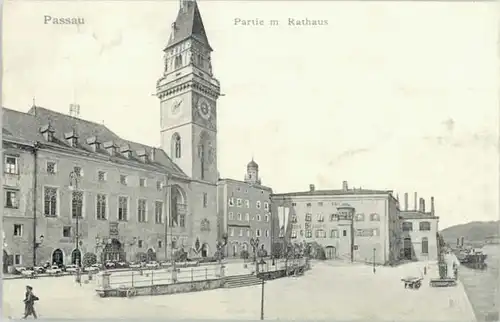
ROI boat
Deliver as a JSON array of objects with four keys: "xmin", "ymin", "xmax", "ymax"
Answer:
[{"xmin": 454, "ymin": 246, "xmax": 488, "ymax": 269}]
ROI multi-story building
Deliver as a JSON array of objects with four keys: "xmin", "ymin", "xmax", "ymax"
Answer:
[
  {"xmin": 2, "ymin": 0, "xmax": 222, "ymax": 270},
  {"xmin": 399, "ymin": 192, "xmax": 439, "ymax": 261},
  {"xmin": 217, "ymin": 160, "xmax": 274, "ymax": 258},
  {"xmin": 271, "ymin": 181, "xmax": 401, "ymax": 265}
]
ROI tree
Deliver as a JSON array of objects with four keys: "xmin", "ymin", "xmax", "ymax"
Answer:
[
  {"xmin": 307, "ymin": 241, "xmax": 327, "ymax": 260},
  {"xmin": 82, "ymin": 252, "xmax": 97, "ymax": 267},
  {"xmin": 174, "ymin": 248, "xmax": 188, "ymax": 262}
]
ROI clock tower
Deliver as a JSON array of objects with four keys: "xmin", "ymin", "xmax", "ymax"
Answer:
[{"xmin": 157, "ymin": 0, "xmax": 220, "ymax": 183}]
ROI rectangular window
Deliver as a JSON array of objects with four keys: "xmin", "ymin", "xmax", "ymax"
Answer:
[
  {"xmin": 264, "ymin": 202, "xmax": 269, "ymax": 211},
  {"xmin": 155, "ymin": 201, "xmax": 163, "ymax": 224},
  {"xmin": 305, "ymin": 214, "xmax": 312, "ymax": 221},
  {"xmin": 402, "ymin": 222, "xmax": 413, "ymax": 232},
  {"xmin": 306, "ymin": 203, "xmax": 311, "ymax": 207},
  {"xmin": 96, "ymin": 194, "xmax": 107, "ymax": 220},
  {"xmin": 203, "ymin": 193, "xmax": 208, "ymax": 208},
  {"xmin": 138, "ymin": 199, "xmax": 147, "ymax": 222},
  {"xmin": 239, "ymin": 229, "xmax": 243, "ymax": 237},
  {"xmin": 343, "ymin": 230, "xmax": 347, "ymax": 237},
  {"xmin": 419, "ymin": 221, "xmax": 431, "ymax": 231},
  {"xmin": 292, "ymin": 203, "xmax": 297, "ymax": 206},
  {"xmin": 330, "ymin": 229, "xmax": 338, "ymax": 238},
  {"xmin": 13, "ymin": 224, "xmax": 23, "ymax": 237},
  {"xmin": 228, "ymin": 198, "xmax": 234, "ymax": 206},
  {"xmin": 245, "ymin": 200, "xmax": 250, "ymax": 208},
  {"xmin": 156, "ymin": 181, "xmax": 162, "ymax": 191},
  {"xmin": 247, "ymin": 229, "xmax": 251, "ymax": 237},
  {"xmin": 118, "ymin": 196, "xmax": 128, "ymax": 221},
  {"xmin": 14, "ymin": 255, "xmax": 22, "ymax": 265},
  {"xmin": 158, "ymin": 240, "xmax": 163, "ymax": 248},
  {"xmin": 245, "ymin": 213, "xmax": 250, "ymax": 221},
  {"xmin": 120, "ymin": 175, "xmax": 127, "ymax": 185},
  {"xmin": 317, "ymin": 214, "xmax": 324, "ymax": 222},
  {"xmin": 230, "ymin": 228, "xmax": 234, "ymax": 237},
  {"xmin": 5, "ymin": 156, "xmax": 18, "ymax": 174},
  {"xmin": 228, "ymin": 212, "xmax": 234, "ymax": 220},
  {"xmin": 5, "ymin": 190, "xmax": 18, "ymax": 208},
  {"xmin": 236, "ymin": 198, "xmax": 242, "ymax": 207},
  {"xmin": 139, "ymin": 178, "xmax": 146, "ymax": 187},
  {"xmin": 291, "ymin": 230, "xmax": 297, "ymax": 238},
  {"xmin": 138, "ymin": 240, "xmax": 143, "ymax": 248},
  {"xmin": 98, "ymin": 171, "xmax": 106, "ymax": 182},
  {"xmin": 305, "ymin": 230, "xmax": 312, "ymax": 238},
  {"xmin": 256, "ymin": 201, "xmax": 261, "ymax": 209},
  {"xmin": 44, "ymin": 187, "xmax": 57, "ymax": 217},
  {"xmin": 46, "ymin": 161, "xmax": 56, "ymax": 174},
  {"xmin": 256, "ymin": 229, "xmax": 261, "ymax": 237},
  {"xmin": 71, "ymin": 191, "xmax": 83, "ymax": 218},
  {"xmin": 291, "ymin": 215, "xmax": 297, "ymax": 223},
  {"xmin": 63, "ymin": 226, "xmax": 72, "ymax": 238}
]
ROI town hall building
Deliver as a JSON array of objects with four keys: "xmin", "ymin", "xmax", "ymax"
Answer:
[{"xmin": 2, "ymin": 0, "xmax": 221, "ymax": 271}]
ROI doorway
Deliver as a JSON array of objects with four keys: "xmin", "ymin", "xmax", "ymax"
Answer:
[
  {"xmin": 403, "ymin": 238, "xmax": 412, "ymax": 260},
  {"xmin": 325, "ymin": 246, "xmax": 336, "ymax": 259},
  {"xmin": 3, "ymin": 250, "xmax": 10, "ymax": 273},
  {"xmin": 147, "ymin": 248, "xmax": 156, "ymax": 262},
  {"xmin": 201, "ymin": 243, "xmax": 208, "ymax": 258},
  {"xmin": 71, "ymin": 249, "xmax": 82, "ymax": 266},
  {"xmin": 52, "ymin": 249, "xmax": 64, "ymax": 267}
]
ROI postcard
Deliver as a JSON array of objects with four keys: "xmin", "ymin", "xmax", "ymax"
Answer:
[{"xmin": 2, "ymin": 0, "xmax": 498, "ymax": 321}]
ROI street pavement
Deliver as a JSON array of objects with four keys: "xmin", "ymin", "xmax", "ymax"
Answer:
[{"xmin": 2, "ymin": 260, "xmax": 476, "ymax": 321}]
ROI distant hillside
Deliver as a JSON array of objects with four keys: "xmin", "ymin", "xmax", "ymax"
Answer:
[{"xmin": 440, "ymin": 221, "xmax": 500, "ymax": 244}]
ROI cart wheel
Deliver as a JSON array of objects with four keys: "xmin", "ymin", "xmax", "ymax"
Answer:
[{"xmin": 126, "ymin": 288, "xmax": 137, "ymax": 298}]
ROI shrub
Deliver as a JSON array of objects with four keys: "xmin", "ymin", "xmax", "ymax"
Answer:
[
  {"xmin": 82, "ymin": 252, "xmax": 97, "ymax": 267},
  {"xmin": 174, "ymin": 249, "xmax": 188, "ymax": 262}
]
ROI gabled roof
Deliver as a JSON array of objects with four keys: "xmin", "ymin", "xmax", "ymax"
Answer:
[
  {"xmin": 166, "ymin": 0, "xmax": 212, "ymax": 51},
  {"xmin": 273, "ymin": 188, "xmax": 392, "ymax": 197},
  {"xmin": 2, "ymin": 106, "xmax": 188, "ymax": 179}
]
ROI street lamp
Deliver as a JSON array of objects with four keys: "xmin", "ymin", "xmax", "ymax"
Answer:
[
  {"xmin": 373, "ymin": 248, "xmax": 376, "ymax": 274},
  {"xmin": 69, "ymin": 170, "xmax": 82, "ymax": 284},
  {"xmin": 250, "ymin": 237, "xmax": 260, "ymax": 265},
  {"xmin": 215, "ymin": 233, "xmax": 228, "ymax": 264}
]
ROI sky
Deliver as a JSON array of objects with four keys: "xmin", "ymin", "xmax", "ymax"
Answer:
[{"xmin": 3, "ymin": 1, "xmax": 498, "ymax": 229}]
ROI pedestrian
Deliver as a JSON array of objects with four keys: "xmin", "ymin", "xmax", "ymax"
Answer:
[{"xmin": 22, "ymin": 285, "xmax": 39, "ymax": 319}]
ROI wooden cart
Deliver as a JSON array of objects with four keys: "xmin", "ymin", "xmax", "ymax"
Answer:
[{"xmin": 401, "ymin": 276, "xmax": 423, "ymax": 289}]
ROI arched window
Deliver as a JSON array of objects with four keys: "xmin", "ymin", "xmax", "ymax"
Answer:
[
  {"xmin": 419, "ymin": 221, "xmax": 431, "ymax": 231},
  {"xmin": 171, "ymin": 133, "xmax": 181, "ymax": 159},
  {"xmin": 370, "ymin": 213, "xmax": 380, "ymax": 221},
  {"xmin": 421, "ymin": 237, "xmax": 429, "ymax": 254}
]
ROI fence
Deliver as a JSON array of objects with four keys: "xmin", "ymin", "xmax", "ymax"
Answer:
[{"xmin": 108, "ymin": 265, "xmax": 220, "ymax": 289}]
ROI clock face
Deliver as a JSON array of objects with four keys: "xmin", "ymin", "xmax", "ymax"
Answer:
[
  {"xmin": 170, "ymin": 99, "xmax": 183, "ymax": 118},
  {"xmin": 197, "ymin": 98, "xmax": 211, "ymax": 120}
]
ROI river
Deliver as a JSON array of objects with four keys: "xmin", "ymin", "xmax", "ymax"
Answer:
[{"xmin": 459, "ymin": 244, "xmax": 499, "ymax": 321}]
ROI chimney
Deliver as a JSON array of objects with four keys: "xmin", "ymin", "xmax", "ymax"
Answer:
[
  {"xmin": 431, "ymin": 196, "xmax": 435, "ymax": 215},
  {"xmin": 404, "ymin": 193, "xmax": 408, "ymax": 211},
  {"xmin": 422, "ymin": 199, "xmax": 426, "ymax": 213},
  {"xmin": 342, "ymin": 181, "xmax": 348, "ymax": 191},
  {"xmin": 150, "ymin": 148, "xmax": 156, "ymax": 162},
  {"xmin": 414, "ymin": 192, "xmax": 417, "ymax": 211},
  {"xmin": 309, "ymin": 184, "xmax": 315, "ymax": 192},
  {"xmin": 457, "ymin": 238, "xmax": 460, "ymax": 246}
]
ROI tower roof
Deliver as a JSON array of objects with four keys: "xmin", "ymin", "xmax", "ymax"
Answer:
[
  {"xmin": 247, "ymin": 158, "xmax": 259, "ymax": 169},
  {"xmin": 166, "ymin": 0, "xmax": 212, "ymax": 51}
]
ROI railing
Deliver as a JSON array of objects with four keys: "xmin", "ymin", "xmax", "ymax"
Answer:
[{"xmin": 108, "ymin": 266, "xmax": 219, "ymax": 289}]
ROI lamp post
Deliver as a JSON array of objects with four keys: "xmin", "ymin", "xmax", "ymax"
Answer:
[
  {"xmin": 269, "ymin": 196, "xmax": 275, "ymax": 266},
  {"xmin": 69, "ymin": 170, "xmax": 82, "ymax": 284},
  {"xmin": 250, "ymin": 237, "xmax": 260, "ymax": 266},
  {"xmin": 257, "ymin": 257, "xmax": 267, "ymax": 321},
  {"xmin": 33, "ymin": 235, "xmax": 44, "ymax": 266},
  {"xmin": 215, "ymin": 233, "xmax": 228, "ymax": 264},
  {"xmin": 373, "ymin": 248, "xmax": 376, "ymax": 274}
]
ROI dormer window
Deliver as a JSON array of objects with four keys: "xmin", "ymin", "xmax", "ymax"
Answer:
[
  {"xmin": 136, "ymin": 149, "xmax": 148, "ymax": 163},
  {"xmin": 120, "ymin": 144, "xmax": 132, "ymax": 159},
  {"xmin": 102, "ymin": 141, "xmax": 118, "ymax": 156},
  {"xmin": 64, "ymin": 130, "xmax": 79, "ymax": 147},
  {"xmin": 86, "ymin": 136, "xmax": 101, "ymax": 152},
  {"xmin": 40, "ymin": 124, "xmax": 55, "ymax": 142}
]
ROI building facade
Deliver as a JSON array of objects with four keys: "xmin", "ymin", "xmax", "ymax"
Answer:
[
  {"xmin": 271, "ymin": 181, "xmax": 401, "ymax": 265},
  {"xmin": 217, "ymin": 160, "xmax": 274, "ymax": 258},
  {"xmin": 2, "ymin": 0, "xmax": 221, "ymax": 270},
  {"xmin": 399, "ymin": 192, "xmax": 439, "ymax": 261}
]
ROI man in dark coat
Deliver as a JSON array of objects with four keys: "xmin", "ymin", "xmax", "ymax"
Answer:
[{"xmin": 23, "ymin": 285, "xmax": 38, "ymax": 319}]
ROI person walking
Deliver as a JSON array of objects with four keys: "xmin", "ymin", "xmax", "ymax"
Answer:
[{"xmin": 22, "ymin": 285, "xmax": 39, "ymax": 319}]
